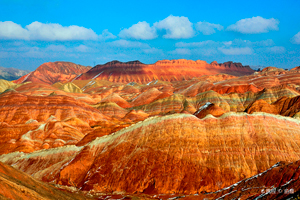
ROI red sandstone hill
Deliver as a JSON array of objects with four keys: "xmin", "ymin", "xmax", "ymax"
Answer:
[
  {"xmin": 75, "ymin": 60, "xmax": 254, "ymax": 84},
  {"xmin": 14, "ymin": 62, "xmax": 91, "ymax": 85},
  {"xmin": 2, "ymin": 113, "xmax": 300, "ymax": 196}
]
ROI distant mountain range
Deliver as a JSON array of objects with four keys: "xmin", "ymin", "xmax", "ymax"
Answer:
[
  {"xmin": 14, "ymin": 59, "xmax": 254, "ymax": 85},
  {"xmin": 0, "ymin": 66, "xmax": 31, "ymax": 81}
]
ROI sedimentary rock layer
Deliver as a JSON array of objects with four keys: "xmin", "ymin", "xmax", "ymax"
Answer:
[
  {"xmin": 2, "ymin": 113, "xmax": 300, "ymax": 195},
  {"xmin": 0, "ymin": 161, "xmax": 86, "ymax": 200},
  {"xmin": 14, "ymin": 62, "xmax": 91, "ymax": 85},
  {"xmin": 76, "ymin": 60, "xmax": 254, "ymax": 84},
  {"xmin": 0, "ymin": 91, "xmax": 106, "ymax": 125},
  {"xmin": 246, "ymin": 95, "xmax": 300, "ymax": 117},
  {"xmin": 184, "ymin": 160, "xmax": 300, "ymax": 199}
]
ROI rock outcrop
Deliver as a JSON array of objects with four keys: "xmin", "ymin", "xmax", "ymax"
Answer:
[{"xmin": 194, "ymin": 102, "xmax": 225, "ymax": 119}]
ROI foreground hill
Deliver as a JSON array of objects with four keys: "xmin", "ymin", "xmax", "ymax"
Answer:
[
  {"xmin": 0, "ymin": 66, "xmax": 30, "ymax": 81},
  {"xmin": 14, "ymin": 62, "xmax": 91, "ymax": 85},
  {"xmin": 183, "ymin": 160, "xmax": 300, "ymax": 199},
  {"xmin": 75, "ymin": 60, "xmax": 254, "ymax": 84},
  {"xmin": 1, "ymin": 112, "xmax": 300, "ymax": 196}
]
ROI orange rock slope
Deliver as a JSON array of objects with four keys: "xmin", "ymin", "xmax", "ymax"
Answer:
[
  {"xmin": 14, "ymin": 61, "xmax": 91, "ymax": 85},
  {"xmin": 0, "ymin": 161, "xmax": 87, "ymax": 200},
  {"xmin": 76, "ymin": 60, "xmax": 254, "ymax": 84},
  {"xmin": 0, "ymin": 90, "xmax": 107, "ymax": 154},
  {"xmin": 2, "ymin": 112, "xmax": 300, "ymax": 196},
  {"xmin": 183, "ymin": 160, "xmax": 300, "ymax": 200},
  {"xmin": 245, "ymin": 95, "xmax": 300, "ymax": 117}
]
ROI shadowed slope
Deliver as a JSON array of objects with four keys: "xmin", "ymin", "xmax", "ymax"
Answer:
[{"xmin": 0, "ymin": 161, "xmax": 86, "ymax": 200}]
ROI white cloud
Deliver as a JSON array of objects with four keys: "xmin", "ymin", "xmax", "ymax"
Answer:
[
  {"xmin": 229, "ymin": 39, "xmax": 275, "ymax": 47},
  {"xmin": 26, "ymin": 21, "xmax": 98, "ymax": 40},
  {"xmin": 227, "ymin": 16, "xmax": 279, "ymax": 34},
  {"xmin": 195, "ymin": 21, "xmax": 223, "ymax": 35},
  {"xmin": 170, "ymin": 48, "xmax": 191, "ymax": 55},
  {"xmin": 154, "ymin": 15, "xmax": 194, "ymax": 39},
  {"xmin": 292, "ymin": 31, "xmax": 300, "ymax": 44},
  {"xmin": 266, "ymin": 46, "xmax": 286, "ymax": 54},
  {"xmin": 46, "ymin": 44, "xmax": 92, "ymax": 52},
  {"xmin": 0, "ymin": 21, "xmax": 100, "ymax": 41},
  {"xmin": 176, "ymin": 40, "xmax": 218, "ymax": 48},
  {"xmin": 99, "ymin": 29, "xmax": 116, "ymax": 40},
  {"xmin": 218, "ymin": 47, "xmax": 253, "ymax": 55},
  {"xmin": 109, "ymin": 39, "xmax": 150, "ymax": 48},
  {"xmin": 223, "ymin": 41, "xmax": 232, "ymax": 46},
  {"xmin": 0, "ymin": 21, "xmax": 30, "ymax": 39},
  {"xmin": 74, "ymin": 44, "xmax": 91, "ymax": 52},
  {"xmin": 119, "ymin": 21, "xmax": 157, "ymax": 40},
  {"xmin": 46, "ymin": 44, "xmax": 68, "ymax": 52},
  {"xmin": 142, "ymin": 47, "xmax": 163, "ymax": 54}
]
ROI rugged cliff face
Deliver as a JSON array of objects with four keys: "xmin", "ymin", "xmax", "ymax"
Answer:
[
  {"xmin": 14, "ymin": 62, "xmax": 91, "ymax": 85},
  {"xmin": 76, "ymin": 60, "xmax": 254, "ymax": 84}
]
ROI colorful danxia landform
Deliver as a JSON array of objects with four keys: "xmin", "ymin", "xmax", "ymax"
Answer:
[{"xmin": 0, "ymin": 59, "xmax": 300, "ymax": 199}]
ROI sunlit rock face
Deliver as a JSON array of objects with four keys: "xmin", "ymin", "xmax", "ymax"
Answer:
[
  {"xmin": 76, "ymin": 60, "xmax": 254, "ymax": 84},
  {"xmin": 2, "ymin": 113, "xmax": 300, "ymax": 195},
  {"xmin": 14, "ymin": 61, "xmax": 91, "ymax": 85}
]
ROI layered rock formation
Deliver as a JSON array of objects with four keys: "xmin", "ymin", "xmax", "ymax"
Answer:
[
  {"xmin": 2, "ymin": 60, "xmax": 300, "ymax": 199},
  {"xmin": 184, "ymin": 160, "xmax": 300, "ymax": 200},
  {"xmin": 2, "ymin": 113, "xmax": 300, "ymax": 195},
  {"xmin": 0, "ymin": 91, "xmax": 106, "ymax": 125},
  {"xmin": 0, "ymin": 91, "xmax": 108, "ymax": 154},
  {"xmin": 76, "ymin": 60, "xmax": 254, "ymax": 84},
  {"xmin": 14, "ymin": 62, "xmax": 91, "ymax": 85},
  {"xmin": 0, "ymin": 161, "xmax": 86, "ymax": 200},
  {"xmin": 246, "ymin": 95, "xmax": 300, "ymax": 117}
]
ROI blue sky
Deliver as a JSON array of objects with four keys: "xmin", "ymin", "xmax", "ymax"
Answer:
[{"xmin": 0, "ymin": 0, "xmax": 299, "ymax": 70}]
